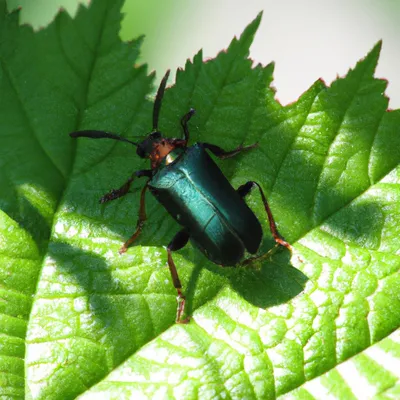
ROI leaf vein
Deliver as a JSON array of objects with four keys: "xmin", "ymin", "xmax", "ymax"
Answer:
[
  {"xmin": 0, "ymin": 60, "xmax": 65, "ymax": 179},
  {"xmin": 269, "ymin": 89, "xmax": 322, "ymax": 196},
  {"xmin": 310, "ymin": 73, "xmax": 368, "ymax": 225}
]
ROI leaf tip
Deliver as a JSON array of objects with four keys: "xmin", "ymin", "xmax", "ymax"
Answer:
[
  {"xmin": 242, "ymin": 11, "xmax": 263, "ymax": 39},
  {"xmin": 358, "ymin": 40, "xmax": 383, "ymax": 74},
  {"xmin": 230, "ymin": 11, "xmax": 263, "ymax": 59},
  {"xmin": 368, "ymin": 40, "xmax": 382, "ymax": 62},
  {"xmin": 373, "ymin": 39, "xmax": 383, "ymax": 53},
  {"xmin": 256, "ymin": 10, "xmax": 264, "ymax": 24}
]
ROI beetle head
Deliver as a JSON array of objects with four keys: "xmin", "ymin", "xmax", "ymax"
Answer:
[
  {"xmin": 137, "ymin": 131, "xmax": 186, "ymax": 169},
  {"xmin": 136, "ymin": 131, "xmax": 162, "ymax": 158}
]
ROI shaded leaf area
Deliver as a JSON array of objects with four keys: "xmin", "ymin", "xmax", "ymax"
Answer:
[
  {"xmin": 0, "ymin": 1, "xmax": 399, "ymax": 400},
  {"xmin": 0, "ymin": 0, "xmax": 151, "ymax": 398}
]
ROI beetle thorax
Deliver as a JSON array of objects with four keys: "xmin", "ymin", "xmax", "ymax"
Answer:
[
  {"xmin": 150, "ymin": 139, "xmax": 174, "ymax": 168},
  {"xmin": 149, "ymin": 138, "xmax": 187, "ymax": 169}
]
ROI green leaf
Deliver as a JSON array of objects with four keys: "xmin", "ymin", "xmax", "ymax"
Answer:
[
  {"xmin": 283, "ymin": 329, "xmax": 400, "ymax": 399},
  {"xmin": 6, "ymin": 0, "xmax": 90, "ymax": 30},
  {"xmin": 0, "ymin": 1, "xmax": 399, "ymax": 399}
]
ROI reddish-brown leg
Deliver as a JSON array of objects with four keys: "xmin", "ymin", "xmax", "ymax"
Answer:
[
  {"xmin": 166, "ymin": 229, "xmax": 190, "ymax": 323},
  {"xmin": 100, "ymin": 169, "xmax": 152, "ymax": 203},
  {"xmin": 237, "ymin": 181, "xmax": 292, "ymax": 265},
  {"xmin": 119, "ymin": 182, "xmax": 149, "ymax": 254}
]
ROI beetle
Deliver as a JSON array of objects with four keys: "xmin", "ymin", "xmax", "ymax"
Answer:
[{"xmin": 70, "ymin": 70, "xmax": 292, "ymax": 323}]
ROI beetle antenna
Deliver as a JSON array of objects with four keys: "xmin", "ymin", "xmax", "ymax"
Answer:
[
  {"xmin": 70, "ymin": 130, "xmax": 139, "ymax": 146},
  {"xmin": 153, "ymin": 70, "xmax": 170, "ymax": 131}
]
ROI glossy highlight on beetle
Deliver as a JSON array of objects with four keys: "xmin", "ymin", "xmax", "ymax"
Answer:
[{"xmin": 70, "ymin": 70, "xmax": 292, "ymax": 323}]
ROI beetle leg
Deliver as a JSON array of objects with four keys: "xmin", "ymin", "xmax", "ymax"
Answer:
[
  {"xmin": 200, "ymin": 142, "xmax": 258, "ymax": 159},
  {"xmin": 167, "ymin": 229, "xmax": 190, "ymax": 323},
  {"xmin": 237, "ymin": 181, "xmax": 292, "ymax": 251},
  {"xmin": 180, "ymin": 108, "xmax": 196, "ymax": 142},
  {"xmin": 119, "ymin": 182, "xmax": 149, "ymax": 254},
  {"xmin": 100, "ymin": 169, "xmax": 152, "ymax": 203}
]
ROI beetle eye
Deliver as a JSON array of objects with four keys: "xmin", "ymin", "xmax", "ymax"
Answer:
[
  {"xmin": 136, "ymin": 145, "xmax": 146, "ymax": 158},
  {"xmin": 150, "ymin": 131, "xmax": 161, "ymax": 139}
]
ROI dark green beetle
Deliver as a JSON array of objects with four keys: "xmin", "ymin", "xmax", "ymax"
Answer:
[{"xmin": 70, "ymin": 70, "xmax": 291, "ymax": 323}]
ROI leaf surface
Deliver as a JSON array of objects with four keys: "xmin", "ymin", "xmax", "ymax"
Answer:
[
  {"xmin": 6, "ymin": 0, "xmax": 90, "ymax": 29},
  {"xmin": 0, "ymin": 1, "xmax": 399, "ymax": 399}
]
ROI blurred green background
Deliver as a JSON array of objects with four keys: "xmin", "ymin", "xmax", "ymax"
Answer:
[{"xmin": 7, "ymin": 0, "xmax": 400, "ymax": 108}]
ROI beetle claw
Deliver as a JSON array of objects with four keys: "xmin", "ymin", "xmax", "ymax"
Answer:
[
  {"xmin": 176, "ymin": 294, "xmax": 189, "ymax": 324},
  {"xmin": 176, "ymin": 316, "xmax": 191, "ymax": 324},
  {"xmin": 100, "ymin": 189, "xmax": 118, "ymax": 203},
  {"xmin": 118, "ymin": 245, "xmax": 127, "ymax": 255}
]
